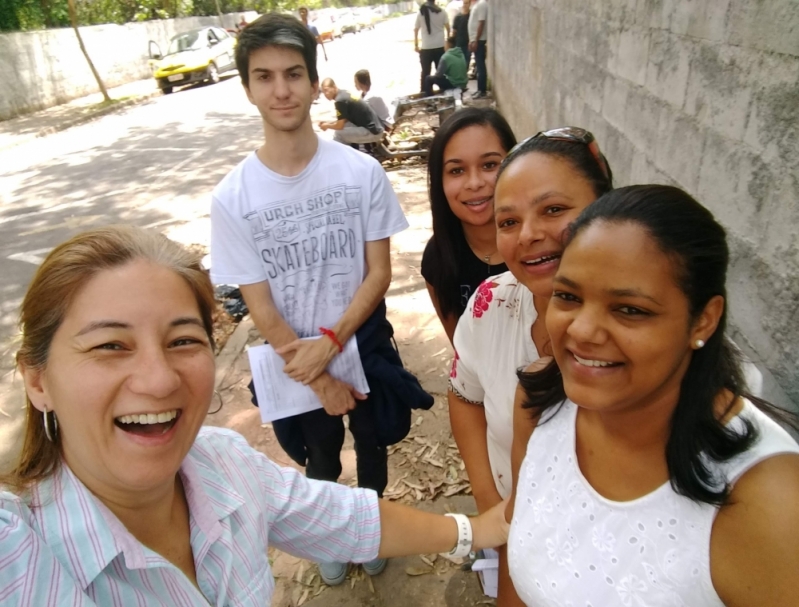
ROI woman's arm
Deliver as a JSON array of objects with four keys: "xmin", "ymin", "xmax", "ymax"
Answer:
[
  {"xmin": 377, "ymin": 497, "xmax": 508, "ymax": 558},
  {"xmin": 710, "ymin": 453, "xmax": 799, "ymax": 607},
  {"xmin": 497, "ymin": 364, "xmax": 547, "ymax": 607},
  {"xmin": 425, "ymin": 281, "xmax": 458, "ymax": 344},
  {"xmin": 448, "ymin": 389, "xmax": 503, "ymax": 513}
]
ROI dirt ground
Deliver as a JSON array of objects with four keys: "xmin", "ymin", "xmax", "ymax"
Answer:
[{"xmin": 203, "ymin": 166, "xmax": 496, "ymax": 607}]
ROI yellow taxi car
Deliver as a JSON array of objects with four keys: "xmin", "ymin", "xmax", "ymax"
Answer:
[{"xmin": 149, "ymin": 27, "xmax": 236, "ymax": 94}]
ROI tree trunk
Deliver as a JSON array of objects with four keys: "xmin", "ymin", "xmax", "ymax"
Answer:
[
  {"xmin": 67, "ymin": 0, "xmax": 111, "ymax": 102},
  {"xmin": 214, "ymin": 0, "xmax": 224, "ymax": 27}
]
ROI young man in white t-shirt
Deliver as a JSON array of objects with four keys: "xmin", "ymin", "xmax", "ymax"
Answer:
[
  {"xmin": 468, "ymin": 0, "xmax": 489, "ymax": 97},
  {"xmin": 210, "ymin": 13, "xmax": 411, "ymax": 586}
]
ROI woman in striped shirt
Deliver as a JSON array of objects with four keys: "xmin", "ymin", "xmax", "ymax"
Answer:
[{"xmin": 0, "ymin": 226, "xmax": 508, "ymax": 606}]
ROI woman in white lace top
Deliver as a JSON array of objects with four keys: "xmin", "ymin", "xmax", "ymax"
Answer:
[{"xmin": 506, "ymin": 185, "xmax": 799, "ymax": 606}]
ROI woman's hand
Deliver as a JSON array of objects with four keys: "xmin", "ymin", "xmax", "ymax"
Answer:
[{"xmin": 471, "ymin": 498, "xmax": 511, "ymax": 552}]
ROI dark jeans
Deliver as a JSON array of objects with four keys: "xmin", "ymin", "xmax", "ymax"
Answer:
[
  {"xmin": 458, "ymin": 44, "xmax": 472, "ymax": 72},
  {"xmin": 297, "ymin": 400, "xmax": 388, "ymax": 497},
  {"xmin": 474, "ymin": 39, "xmax": 487, "ymax": 93},
  {"xmin": 424, "ymin": 74, "xmax": 454, "ymax": 96},
  {"xmin": 419, "ymin": 47, "xmax": 445, "ymax": 92}
]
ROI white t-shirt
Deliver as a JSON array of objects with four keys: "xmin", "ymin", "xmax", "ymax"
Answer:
[
  {"xmin": 468, "ymin": 0, "xmax": 488, "ymax": 42},
  {"xmin": 415, "ymin": 7, "xmax": 448, "ymax": 49},
  {"xmin": 363, "ymin": 90, "xmax": 393, "ymax": 128},
  {"xmin": 450, "ymin": 271, "xmax": 539, "ymax": 498},
  {"xmin": 210, "ymin": 137, "xmax": 408, "ymax": 337},
  {"xmin": 509, "ymin": 399, "xmax": 799, "ymax": 606}
]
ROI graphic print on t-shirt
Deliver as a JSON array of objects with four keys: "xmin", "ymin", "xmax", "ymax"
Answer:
[{"xmin": 244, "ymin": 183, "xmax": 364, "ymax": 335}]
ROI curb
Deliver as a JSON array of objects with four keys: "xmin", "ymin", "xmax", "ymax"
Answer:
[
  {"xmin": 0, "ymin": 90, "xmax": 161, "ymax": 152},
  {"xmin": 214, "ymin": 315, "xmax": 254, "ymax": 391}
]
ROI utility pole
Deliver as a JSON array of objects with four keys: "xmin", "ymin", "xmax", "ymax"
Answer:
[{"xmin": 67, "ymin": 0, "xmax": 111, "ymax": 102}]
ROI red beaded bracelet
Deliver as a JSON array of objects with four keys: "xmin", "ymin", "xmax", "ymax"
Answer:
[{"xmin": 319, "ymin": 327, "xmax": 344, "ymax": 353}]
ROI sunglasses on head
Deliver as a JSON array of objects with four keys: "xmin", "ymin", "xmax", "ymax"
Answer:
[{"xmin": 509, "ymin": 127, "xmax": 609, "ymax": 181}]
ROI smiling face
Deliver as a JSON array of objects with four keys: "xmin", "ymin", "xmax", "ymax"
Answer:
[
  {"xmin": 547, "ymin": 221, "xmax": 708, "ymax": 414},
  {"xmin": 494, "ymin": 152, "xmax": 599, "ymax": 297},
  {"xmin": 442, "ymin": 124, "xmax": 508, "ymax": 228},
  {"xmin": 22, "ymin": 259, "xmax": 215, "ymax": 498},
  {"xmin": 244, "ymin": 45, "xmax": 317, "ymax": 133}
]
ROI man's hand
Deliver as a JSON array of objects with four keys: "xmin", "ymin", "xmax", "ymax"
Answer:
[
  {"xmin": 469, "ymin": 40, "xmax": 477, "ymax": 52},
  {"xmin": 319, "ymin": 122, "xmax": 329, "ymax": 131},
  {"xmin": 309, "ymin": 374, "xmax": 367, "ymax": 416},
  {"xmin": 277, "ymin": 337, "xmax": 339, "ymax": 385}
]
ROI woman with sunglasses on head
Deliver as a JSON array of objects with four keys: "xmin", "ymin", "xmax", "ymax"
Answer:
[
  {"xmin": 0, "ymin": 226, "xmax": 511, "ymax": 606},
  {"xmin": 506, "ymin": 185, "xmax": 799, "ymax": 606},
  {"xmin": 422, "ymin": 107, "xmax": 517, "ymax": 343},
  {"xmin": 448, "ymin": 128, "xmax": 612, "ymax": 604}
]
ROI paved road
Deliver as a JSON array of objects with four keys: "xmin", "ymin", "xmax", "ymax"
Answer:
[{"xmin": 0, "ymin": 14, "xmax": 422, "ymax": 465}]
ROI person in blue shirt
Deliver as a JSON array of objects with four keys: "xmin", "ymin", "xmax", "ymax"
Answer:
[{"xmin": 299, "ymin": 6, "xmax": 327, "ymax": 61}]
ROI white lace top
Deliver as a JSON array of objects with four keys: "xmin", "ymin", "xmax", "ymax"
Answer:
[{"xmin": 509, "ymin": 400, "xmax": 799, "ymax": 606}]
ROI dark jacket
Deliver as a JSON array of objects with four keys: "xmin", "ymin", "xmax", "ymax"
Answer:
[{"xmin": 254, "ymin": 300, "xmax": 434, "ymax": 466}]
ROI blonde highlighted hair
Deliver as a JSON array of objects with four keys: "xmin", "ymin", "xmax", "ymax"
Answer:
[{"xmin": 1, "ymin": 226, "xmax": 215, "ymax": 495}]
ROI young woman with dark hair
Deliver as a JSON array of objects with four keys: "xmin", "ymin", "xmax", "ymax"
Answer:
[
  {"xmin": 507, "ymin": 185, "xmax": 799, "ymax": 606},
  {"xmin": 421, "ymin": 107, "xmax": 516, "ymax": 343},
  {"xmin": 448, "ymin": 128, "xmax": 613, "ymax": 604}
]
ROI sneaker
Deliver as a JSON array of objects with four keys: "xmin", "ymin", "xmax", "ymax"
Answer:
[
  {"xmin": 472, "ymin": 91, "xmax": 488, "ymax": 99},
  {"xmin": 318, "ymin": 562, "xmax": 348, "ymax": 586},
  {"xmin": 362, "ymin": 557, "xmax": 387, "ymax": 576}
]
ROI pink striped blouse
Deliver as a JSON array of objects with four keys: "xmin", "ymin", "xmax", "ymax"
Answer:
[{"xmin": 0, "ymin": 428, "xmax": 381, "ymax": 606}]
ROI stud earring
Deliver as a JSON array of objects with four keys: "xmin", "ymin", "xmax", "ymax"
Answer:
[{"xmin": 694, "ymin": 339, "xmax": 705, "ymax": 349}]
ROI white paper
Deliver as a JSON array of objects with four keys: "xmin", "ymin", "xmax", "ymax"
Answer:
[
  {"xmin": 247, "ymin": 337, "xmax": 370, "ymax": 423},
  {"xmin": 473, "ymin": 548, "xmax": 499, "ymax": 598}
]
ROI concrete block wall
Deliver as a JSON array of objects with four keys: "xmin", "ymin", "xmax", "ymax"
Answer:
[
  {"xmin": 0, "ymin": 15, "xmax": 244, "ymax": 120},
  {"xmin": 491, "ymin": 0, "xmax": 799, "ymax": 409}
]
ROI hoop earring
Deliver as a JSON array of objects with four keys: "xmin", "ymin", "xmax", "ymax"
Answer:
[
  {"xmin": 43, "ymin": 405, "xmax": 58, "ymax": 442},
  {"xmin": 694, "ymin": 339, "xmax": 706, "ymax": 349},
  {"xmin": 209, "ymin": 390, "xmax": 224, "ymax": 415}
]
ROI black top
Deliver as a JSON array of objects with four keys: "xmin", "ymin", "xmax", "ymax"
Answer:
[
  {"xmin": 335, "ymin": 90, "xmax": 383, "ymax": 134},
  {"xmin": 452, "ymin": 13, "xmax": 470, "ymax": 48},
  {"xmin": 421, "ymin": 236, "xmax": 509, "ymax": 320}
]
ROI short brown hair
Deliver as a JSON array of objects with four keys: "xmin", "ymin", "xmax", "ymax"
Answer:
[{"xmin": 1, "ymin": 226, "xmax": 215, "ymax": 496}]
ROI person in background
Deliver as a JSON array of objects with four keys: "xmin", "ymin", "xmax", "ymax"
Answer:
[
  {"xmin": 299, "ymin": 6, "xmax": 327, "ymax": 61},
  {"xmin": 320, "ymin": 77, "xmax": 384, "ymax": 145},
  {"xmin": 0, "ymin": 225, "xmax": 511, "ymax": 605},
  {"xmin": 445, "ymin": 0, "xmax": 462, "ymax": 23},
  {"xmin": 449, "ymin": 128, "xmax": 613, "ymax": 604},
  {"xmin": 354, "ymin": 69, "xmax": 394, "ymax": 131},
  {"xmin": 451, "ymin": 0, "xmax": 471, "ymax": 74},
  {"xmin": 468, "ymin": 0, "xmax": 488, "ymax": 98},
  {"xmin": 414, "ymin": 0, "xmax": 450, "ymax": 94},
  {"xmin": 421, "ymin": 108, "xmax": 515, "ymax": 343},
  {"xmin": 423, "ymin": 36, "xmax": 468, "ymax": 97},
  {"xmin": 507, "ymin": 185, "xmax": 799, "ymax": 606}
]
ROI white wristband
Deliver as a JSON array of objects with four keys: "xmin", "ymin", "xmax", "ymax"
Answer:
[{"xmin": 442, "ymin": 513, "xmax": 473, "ymax": 558}]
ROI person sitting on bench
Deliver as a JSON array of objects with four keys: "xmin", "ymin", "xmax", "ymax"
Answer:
[
  {"xmin": 319, "ymin": 78, "xmax": 384, "ymax": 146},
  {"xmin": 354, "ymin": 69, "xmax": 394, "ymax": 131},
  {"xmin": 423, "ymin": 37, "xmax": 467, "ymax": 97}
]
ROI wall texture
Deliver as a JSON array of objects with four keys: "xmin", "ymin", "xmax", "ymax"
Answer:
[{"xmin": 491, "ymin": 0, "xmax": 798, "ymax": 409}]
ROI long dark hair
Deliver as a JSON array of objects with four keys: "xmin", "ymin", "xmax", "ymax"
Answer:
[
  {"xmin": 518, "ymin": 184, "xmax": 798, "ymax": 505},
  {"xmin": 420, "ymin": 0, "xmax": 442, "ymax": 34},
  {"xmin": 427, "ymin": 107, "xmax": 516, "ymax": 318}
]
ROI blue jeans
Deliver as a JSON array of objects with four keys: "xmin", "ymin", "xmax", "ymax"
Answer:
[
  {"xmin": 458, "ymin": 44, "xmax": 472, "ymax": 72},
  {"xmin": 474, "ymin": 40, "xmax": 487, "ymax": 93}
]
